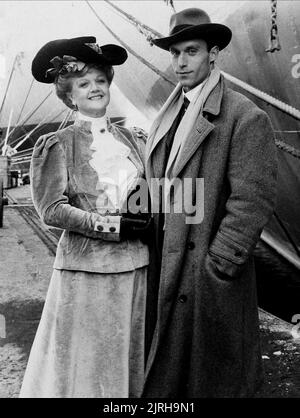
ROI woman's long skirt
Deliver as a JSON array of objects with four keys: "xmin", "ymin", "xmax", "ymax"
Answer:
[{"xmin": 19, "ymin": 267, "xmax": 147, "ymax": 398}]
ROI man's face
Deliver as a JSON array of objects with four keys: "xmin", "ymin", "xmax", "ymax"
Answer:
[{"xmin": 170, "ymin": 39, "xmax": 215, "ymax": 92}]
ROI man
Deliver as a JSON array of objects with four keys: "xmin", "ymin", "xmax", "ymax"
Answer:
[{"xmin": 143, "ymin": 8, "xmax": 277, "ymax": 398}]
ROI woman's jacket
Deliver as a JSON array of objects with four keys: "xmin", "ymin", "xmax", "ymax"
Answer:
[{"xmin": 30, "ymin": 119, "xmax": 149, "ymax": 273}]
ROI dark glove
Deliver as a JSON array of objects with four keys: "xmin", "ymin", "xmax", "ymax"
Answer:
[{"xmin": 120, "ymin": 213, "xmax": 153, "ymax": 243}]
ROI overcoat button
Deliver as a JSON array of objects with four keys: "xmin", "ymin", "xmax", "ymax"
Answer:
[
  {"xmin": 235, "ymin": 250, "xmax": 242, "ymax": 257},
  {"xmin": 187, "ymin": 241, "xmax": 195, "ymax": 250},
  {"xmin": 97, "ymin": 225, "xmax": 104, "ymax": 232},
  {"xmin": 178, "ymin": 295, "xmax": 187, "ymax": 303}
]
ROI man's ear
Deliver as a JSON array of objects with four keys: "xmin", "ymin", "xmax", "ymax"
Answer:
[{"xmin": 209, "ymin": 46, "xmax": 219, "ymax": 64}]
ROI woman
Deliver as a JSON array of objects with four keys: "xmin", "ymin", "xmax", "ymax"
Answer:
[{"xmin": 19, "ymin": 36, "xmax": 150, "ymax": 398}]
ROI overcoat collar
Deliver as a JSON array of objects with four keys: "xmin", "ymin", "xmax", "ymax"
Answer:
[
  {"xmin": 202, "ymin": 73, "xmax": 224, "ymax": 116},
  {"xmin": 146, "ymin": 76, "xmax": 225, "ymax": 180}
]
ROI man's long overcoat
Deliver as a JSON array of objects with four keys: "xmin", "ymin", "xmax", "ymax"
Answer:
[{"xmin": 143, "ymin": 77, "xmax": 278, "ymax": 398}]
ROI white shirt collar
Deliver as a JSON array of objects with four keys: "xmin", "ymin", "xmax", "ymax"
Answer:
[
  {"xmin": 77, "ymin": 112, "xmax": 107, "ymax": 130},
  {"xmin": 183, "ymin": 81, "xmax": 204, "ymax": 103}
]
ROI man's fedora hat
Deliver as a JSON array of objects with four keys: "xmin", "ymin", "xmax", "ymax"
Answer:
[
  {"xmin": 152, "ymin": 8, "xmax": 232, "ymax": 51},
  {"xmin": 32, "ymin": 36, "xmax": 128, "ymax": 83}
]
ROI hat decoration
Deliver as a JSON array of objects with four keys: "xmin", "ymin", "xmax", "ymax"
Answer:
[
  {"xmin": 45, "ymin": 55, "xmax": 86, "ymax": 79},
  {"xmin": 84, "ymin": 43, "xmax": 103, "ymax": 54},
  {"xmin": 44, "ymin": 42, "xmax": 104, "ymax": 80}
]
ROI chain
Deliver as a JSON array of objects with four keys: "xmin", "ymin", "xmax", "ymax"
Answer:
[
  {"xmin": 266, "ymin": 0, "xmax": 281, "ymax": 52},
  {"xmin": 103, "ymin": 0, "xmax": 161, "ymax": 46},
  {"xmin": 163, "ymin": 0, "xmax": 176, "ymax": 13},
  {"xmin": 135, "ymin": 24, "xmax": 156, "ymax": 46}
]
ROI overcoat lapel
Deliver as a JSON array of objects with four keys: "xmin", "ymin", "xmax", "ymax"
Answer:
[
  {"xmin": 171, "ymin": 78, "xmax": 224, "ymax": 178},
  {"xmin": 171, "ymin": 116, "xmax": 215, "ymax": 178}
]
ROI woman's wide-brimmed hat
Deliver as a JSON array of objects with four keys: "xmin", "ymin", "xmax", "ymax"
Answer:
[
  {"xmin": 152, "ymin": 8, "xmax": 232, "ymax": 51},
  {"xmin": 31, "ymin": 36, "xmax": 128, "ymax": 83}
]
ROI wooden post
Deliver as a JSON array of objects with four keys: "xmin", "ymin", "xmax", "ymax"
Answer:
[
  {"xmin": 0, "ymin": 172, "xmax": 9, "ymax": 228},
  {"xmin": 0, "ymin": 156, "xmax": 11, "ymax": 188},
  {"xmin": 0, "ymin": 178, "xmax": 4, "ymax": 228}
]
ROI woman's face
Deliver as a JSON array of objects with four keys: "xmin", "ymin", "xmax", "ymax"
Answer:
[{"xmin": 69, "ymin": 68, "xmax": 110, "ymax": 117}]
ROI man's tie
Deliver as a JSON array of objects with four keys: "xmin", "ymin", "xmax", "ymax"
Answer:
[
  {"xmin": 161, "ymin": 95, "xmax": 190, "ymax": 175},
  {"xmin": 164, "ymin": 95, "xmax": 190, "ymax": 178},
  {"xmin": 183, "ymin": 95, "xmax": 190, "ymax": 112}
]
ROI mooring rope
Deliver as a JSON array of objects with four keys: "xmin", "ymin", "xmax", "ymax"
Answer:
[
  {"xmin": 3, "ymin": 91, "xmax": 53, "ymax": 146},
  {"xmin": 15, "ymin": 78, "xmax": 35, "ymax": 125},
  {"xmin": 8, "ymin": 107, "xmax": 67, "ymax": 149},
  {"xmin": 275, "ymin": 139, "xmax": 300, "ymax": 159},
  {"xmin": 221, "ymin": 71, "xmax": 300, "ymax": 121},
  {"xmin": 0, "ymin": 55, "xmax": 20, "ymax": 121},
  {"xmin": 57, "ymin": 109, "xmax": 74, "ymax": 131}
]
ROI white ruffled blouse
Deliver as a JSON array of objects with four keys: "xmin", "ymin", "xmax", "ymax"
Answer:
[{"xmin": 77, "ymin": 112, "xmax": 138, "ymax": 212}]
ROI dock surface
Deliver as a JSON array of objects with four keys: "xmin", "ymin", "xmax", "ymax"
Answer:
[
  {"xmin": 0, "ymin": 187, "xmax": 54, "ymax": 397},
  {"xmin": 0, "ymin": 185, "xmax": 300, "ymax": 398}
]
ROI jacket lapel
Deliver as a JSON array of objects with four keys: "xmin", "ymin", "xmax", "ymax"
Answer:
[{"xmin": 110, "ymin": 124, "xmax": 144, "ymax": 176}]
